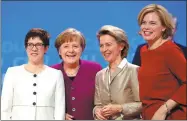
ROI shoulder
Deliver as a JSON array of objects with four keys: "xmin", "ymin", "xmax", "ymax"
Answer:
[
  {"xmin": 127, "ymin": 62, "xmax": 139, "ymax": 74},
  {"xmin": 140, "ymin": 44, "xmax": 148, "ymax": 53},
  {"xmin": 127, "ymin": 62, "xmax": 139, "ymax": 69},
  {"xmin": 81, "ymin": 60, "xmax": 101, "ymax": 67},
  {"xmin": 45, "ymin": 65, "xmax": 62, "ymax": 76},
  {"xmin": 50, "ymin": 63, "xmax": 62, "ymax": 70},
  {"xmin": 163, "ymin": 41, "xmax": 184, "ymax": 56},
  {"xmin": 6, "ymin": 65, "xmax": 24, "ymax": 73},
  {"xmin": 81, "ymin": 60, "xmax": 102, "ymax": 70},
  {"xmin": 95, "ymin": 67, "xmax": 107, "ymax": 77}
]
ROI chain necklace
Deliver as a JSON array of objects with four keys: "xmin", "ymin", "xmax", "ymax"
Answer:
[{"xmin": 66, "ymin": 65, "xmax": 80, "ymax": 77}]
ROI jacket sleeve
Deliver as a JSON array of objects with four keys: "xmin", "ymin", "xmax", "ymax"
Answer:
[
  {"xmin": 54, "ymin": 71, "xmax": 65, "ymax": 120},
  {"xmin": 166, "ymin": 47, "xmax": 186, "ymax": 106},
  {"xmin": 1, "ymin": 68, "xmax": 14, "ymax": 120},
  {"xmin": 93, "ymin": 72, "xmax": 103, "ymax": 119},
  {"xmin": 121, "ymin": 66, "xmax": 142, "ymax": 117}
]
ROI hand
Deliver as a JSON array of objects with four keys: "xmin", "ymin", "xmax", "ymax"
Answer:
[
  {"xmin": 65, "ymin": 113, "xmax": 74, "ymax": 120},
  {"xmin": 101, "ymin": 104, "xmax": 122, "ymax": 117},
  {"xmin": 151, "ymin": 104, "xmax": 168, "ymax": 120},
  {"xmin": 95, "ymin": 107, "xmax": 108, "ymax": 120}
]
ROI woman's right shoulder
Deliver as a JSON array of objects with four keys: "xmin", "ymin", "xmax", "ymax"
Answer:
[
  {"xmin": 96, "ymin": 67, "xmax": 107, "ymax": 76},
  {"xmin": 50, "ymin": 63, "xmax": 62, "ymax": 70},
  {"xmin": 6, "ymin": 65, "xmax": 24, "ymax": 73}
]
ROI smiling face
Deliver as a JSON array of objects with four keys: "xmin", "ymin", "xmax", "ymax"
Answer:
[
  {"xmin": 26, "ymin": 37, "xmax": 48, "ymax": 64},
  {"xmin": 59, "ymin": 38, "xmax": 83, "ymax": 65},
  {"xmin": 99, "ymin": 34, "xmax": 124, "ymax": 63},
  {"xmin": 140, "ymin": 12, "xmax": 166, "ymax": 42}
]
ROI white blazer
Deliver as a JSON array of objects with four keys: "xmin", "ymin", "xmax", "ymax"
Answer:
[{"xmin": 1, "ymin": 65, "xmax": 65, "ymax": 120}]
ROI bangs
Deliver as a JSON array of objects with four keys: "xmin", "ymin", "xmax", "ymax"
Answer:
[{"xmin": 62, "ymin": 33, "xmax": 81, "ymax": 43}]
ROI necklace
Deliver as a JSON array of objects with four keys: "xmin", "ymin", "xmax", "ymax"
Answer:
[{"xmin": 66, "ymin": 65, "xmax": 80, "ymax": 77}]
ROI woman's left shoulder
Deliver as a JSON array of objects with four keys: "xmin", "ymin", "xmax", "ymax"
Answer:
[
  {"xmin": 81, "ymin": 60, "xmax": 102, "ymax": 69},
  {"xmin": 44, "ymin": 65, "xmax": 62, "ymax": 75},
  {"xmin": 127, "ymin": 62, "xmax": 139, "ymax": 69}
]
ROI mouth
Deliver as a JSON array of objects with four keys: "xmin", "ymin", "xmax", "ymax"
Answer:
[
  {"xmin": 143, "ymin": 31, "xmax": 153, "ymax": 36},
  {"xmin": 103, "ymin": 53, "xmax": 111, "ymax": 58},
  {"xmin": 31, "ymin": 53, "xmax": 38, "ymax": 56},
  {"xmin": 66, "ymin": 55, "xmax": 76, "ymax": 58}
]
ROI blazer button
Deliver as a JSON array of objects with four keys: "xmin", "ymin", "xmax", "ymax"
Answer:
[
  {"xmin": 33, "ymin": 74, "xmax": 37, "ymax": 77},
  {"xmin": 33, "ymin": 92, "xmax": 37, "ymax": 95},
  {"xmin": 33, "ymin": 102, "xmax": 36, "ymax": 106},
  {"xmin": 72, "ymin": 108, "xmax": 76, "ymax": 111},
  {"xmin": 72, "ymin": 97, "xmax": 75, "ymax": 100},
  {"xmin": 33, "ymin": 83, "xmax": 37, "ymax": 86}
]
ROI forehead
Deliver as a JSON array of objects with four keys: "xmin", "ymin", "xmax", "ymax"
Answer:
[
  {"xmin": 28, "ymin": 37, "xmax": 43, "ymax": 43},
  {"xmin": 99, "ymin": 34, "xmax": 116, "ymax": 43},
  {"xmin": 63, "ymin": 39, "xmax": 81, "ymax": 45},
  {"xmin": 62, "ymin": 35, "xmax": 82, "ymax": 43},
  {"xmin": 143, "ymin": 12, "xmax": 160, "ymax": 21}
]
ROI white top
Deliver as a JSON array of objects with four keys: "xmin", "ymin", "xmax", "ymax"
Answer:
[{"xmin": 1, "ymin": 64, "xmax": 65, "ymax": 120}]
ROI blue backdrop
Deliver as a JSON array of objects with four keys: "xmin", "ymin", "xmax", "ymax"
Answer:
[{"xmin": 1, "ymin": 1, "xmax": 186, "ymax": 87}]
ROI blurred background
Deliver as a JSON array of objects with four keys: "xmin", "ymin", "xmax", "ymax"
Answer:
[{"xmin": 1, "ymin": 1, "xmax": 186, "ymax": 91}]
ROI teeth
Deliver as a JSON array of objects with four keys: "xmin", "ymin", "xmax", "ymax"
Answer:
[
  {"xmin": 67, "ymin": 55, "xmax": 75, "ymax": 57},
  {"xmin": 144, "ymin": 31, "xmax": 152, "ymax": 35},
  {"xmin": 104, "ymin": 53, "xmax": 110, "ymax": 57}
]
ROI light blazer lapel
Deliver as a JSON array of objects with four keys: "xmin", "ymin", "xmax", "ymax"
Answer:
[
  {"xmin": 104, "ymin": 69, "xmax": 110, "ymax": 91},
  {"xmin": 110, "ymin": 67, "xmax": 122, "ymax": 84}
]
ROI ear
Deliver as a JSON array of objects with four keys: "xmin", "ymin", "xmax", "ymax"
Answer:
[
  {"xmin": 161, "ymin": 27, "xmax": 166, "ymax": 32},
  {"xmin": 120, "ymin": 43, "xmax": 125, "ymax": 50},
  {"xmin": 44, "ymin": 46, "xmax": 49, "ymax": 54}
]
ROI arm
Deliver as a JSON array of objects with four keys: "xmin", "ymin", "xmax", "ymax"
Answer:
[
  {"xmin": 54, "ymin": 71, "xmax": 65, "ymax": 120},
  {"xmin": 1, "ymin": 68, "xmax": 14, "ymax": 120},
  {"xmin": 93, "ymin": 72, "xmax": 107, "ymax": 120},
  {"xmin": 152, "ymin": 47, "xmax": 186, "ymax": 120},
  {"xmin": 165, "ymin": 47, "xmax": 186, "ymax": 110},
  {"xmin": 121, "ymin": 66, "xmax": 142, "ymax": 117}
]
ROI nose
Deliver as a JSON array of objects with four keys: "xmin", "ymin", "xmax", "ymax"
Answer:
[
  {"xmin": 142, "ymin": 23, "xmax": 150, "ymax": 30},
  {"xmin": 68, "ymin": 46, "xmax": 74, "ymax": 52},
  {"xmin": 32, "ymin": 45, "xmax": 38, "ymax": 51}
]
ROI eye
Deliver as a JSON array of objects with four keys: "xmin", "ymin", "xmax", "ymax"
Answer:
[
  {"xmin": 106, "ymin": 43, "xmax": 112, "ymax": 47},
  {"xmin": 150, "ymin": 22, "xmax": 156, "ymax": 25},
  {"xmin": 73, "ymin": 45, "xmax": 78, "ymax": 48},
  {"xmin": 141, "ymin": 21, "xmax": 146, "ymax": 25},
  {"xmin": 36, "ymin": 43, "xmax": 44, "ymax": 46},
  {"xmin": 27, "ymin": 43, "xmax": 34, "ymax": 46},
  {"xmin": 63, "ymin": 45, "xmax": 68, "ymax": 48},
  {"xmin": 100, "ymin": 44, "xmax": 103, "ymax": 48}
]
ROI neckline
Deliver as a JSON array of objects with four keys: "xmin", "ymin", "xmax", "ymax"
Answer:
[
  {"xmin": 22, "ymin": 64, "xmax": 47, "ymax": 75},
  {"xmin": 61, "ymin": 60, "xmax": 82, "ymax": 80},
  {"xmin": 146, "ymin": 40, "xmax": 170, "ymax": 52}
]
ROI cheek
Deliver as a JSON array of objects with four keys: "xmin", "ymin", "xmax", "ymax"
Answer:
[
  {"xmin": 153, "ymin": 28, "xmax": 163, "ymax": 36},
  {"xmin": 59, "ymin": 48, "xmax": 66, "ymax": 55},
  {"xmin": 76, "ymin": 48, "xmax": 83, "ymax": 55}
]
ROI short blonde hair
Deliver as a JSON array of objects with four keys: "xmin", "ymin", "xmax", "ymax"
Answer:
[
  {"xmin": 55, "ymin": 28, "xmax": 86, "ymax": 52},
  {"xmin": 138, "ymin": 4, "xmax": 175, "ymax": 39},
  {"xmin": 97, "ymin": 25, "xmax": 129, "ymax": 58}
]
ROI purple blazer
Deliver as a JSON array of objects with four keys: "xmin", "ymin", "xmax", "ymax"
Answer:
[{"xmin": 51, "ymin": 60, "xmax": 102, "ymax": 120}]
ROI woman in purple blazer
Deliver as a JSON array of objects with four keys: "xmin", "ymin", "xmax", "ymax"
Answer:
[{"xmin": 51, "ymin": 28, "xmax": 102, "ymax": 120}]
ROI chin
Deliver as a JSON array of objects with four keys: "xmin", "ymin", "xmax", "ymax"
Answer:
[
  {"xmin": 104, "ymin": 58, "xmax": 112, "ymax": 63},
  {"xmin": 66, "ymin": 60, "xmax": 79, "ymax": 64},
  {"xmin": 143, "ymin": 36, "xmax": 154, "ymax": 41}
]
